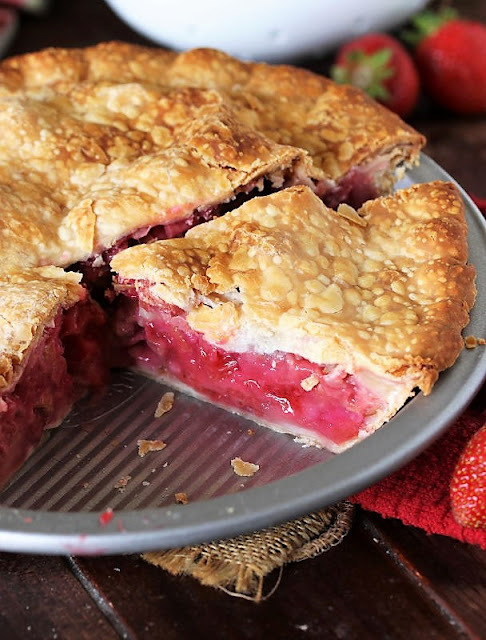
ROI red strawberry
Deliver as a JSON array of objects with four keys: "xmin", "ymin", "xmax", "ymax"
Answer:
[
  {"xmin": 406, "ymin": 9, "xmax": 486, "ymax": 115},
  {"xmin": 450, "ymin": 423, "xmax": 486, "ymax": 529},
  {"xmin": 471, "ymin": 194, "xmax": 486, "ymax": 216},
  {"xmin": 331, "ymin": 33, "xmax": 420, "ymax": 118}
]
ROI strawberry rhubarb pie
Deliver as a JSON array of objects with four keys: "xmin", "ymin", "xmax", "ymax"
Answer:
[{"xmin": 0, "ymin": 42, "xmax": 476, "ymax": 484}]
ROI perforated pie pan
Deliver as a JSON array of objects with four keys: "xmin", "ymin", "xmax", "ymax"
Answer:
[{"xmin": 1, "ymin": 154, "xmax": 485, "ymax": 555}]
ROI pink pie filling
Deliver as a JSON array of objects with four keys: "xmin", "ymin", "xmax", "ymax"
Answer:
[
  {"xmin": 318, "ymin": 166, "xmax": 380, "ymax": 210},
  {"xmin": 114, "ymin": 295, "xmax": 385, "ymax": 448},
  {"xmin": 0, "ymin": 299, "xmax": 108, "ymax": 486}
]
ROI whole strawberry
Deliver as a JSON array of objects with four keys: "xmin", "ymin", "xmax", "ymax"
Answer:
[
  {"xmin": 450, "ymin": 423, "xmax": 486, "ymax": 529},
  {"xmin": 408, "ymin": 9, "xmax": 486, "ymax": 114},
  {"xmin": 331, "ymin": 33, "xmax": 420, "ymax": 118}
]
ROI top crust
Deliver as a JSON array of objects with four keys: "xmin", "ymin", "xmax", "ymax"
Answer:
[
  {"xmin": 0, "ymin": 267, "xmax": 84, "ymax": 391},
  {"xmin": 0, "ymin": 41, "xmax": 424, "ymax": 274},
  {"xmin": 0, "ymin": 41, "xmax": 424, "ymax": 183},
  {"xmin": 112, "ymin": 182, "xmax": 476, "ymax": 394},
  {"xmin": 0, "ymin": 85, "xmax": 305, "ymax": 271}
]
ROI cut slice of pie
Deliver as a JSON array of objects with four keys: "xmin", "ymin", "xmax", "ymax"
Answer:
[
  {"xmin": 0, "ymin": 42, "xmax": 425, "ymax": 211},
  {"xmin": 111, "ymin": 182, "xmax": 476, "ymax": 452},
  {"xmin": 0, "ymin": 267, "xmax": 108, "ymax": 486}
]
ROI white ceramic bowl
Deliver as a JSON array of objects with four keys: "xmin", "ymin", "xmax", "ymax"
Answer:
[{"xmin": 105, "ymin": 0, "xmax": 427, "ymax": 62}]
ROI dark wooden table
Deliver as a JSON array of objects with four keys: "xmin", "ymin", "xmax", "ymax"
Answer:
[{"xmin": 1, "ymin": 1, "xmax": 486, "ymax": 638}]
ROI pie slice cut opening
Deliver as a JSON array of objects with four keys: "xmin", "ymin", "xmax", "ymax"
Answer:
[
  {"xmin": 0, "ymin": 268, "xmax": 109, "ymax": 486},
  {"xmin": 110, "ymin": 295, "xmax": 405, "ymax": 452}
]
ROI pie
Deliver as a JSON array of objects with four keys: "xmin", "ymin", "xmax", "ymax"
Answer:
[
  {"xmin": 0, "ymin": 42, "xmax": 475, "ymax": 485},
  {"xmin": 111, "ymin": 183, "xmax": 476, "ymax": 452}
]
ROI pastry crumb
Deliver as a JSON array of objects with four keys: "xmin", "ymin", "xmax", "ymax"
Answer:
[
  {"xmin": 231, "ymin": 457, "xmax": 260, "ymax": 477},
  {"xmin": 247, "ymin": 428, "xmax": 255, "ymax": 436},
  {"xmin": 301, "ymin": 373, "xmax": 319, "ymax": 391},
  {"xmin": 114, "ymin": 475, "xmax": 132, "ymax": 491},
  {"xmin": 154, "ymin": 391, "xmax": 174, "ymax": 417},
  {"xmin": 294, "ymin": 435, "xmax": 321, "ymax": 449},
  {"xmin": 175, "ymin": 492, "xmax": 189, "ymax": 504},
  {"xmin": 137, "ymin": 439, "xmax": 167, "ymax": 457},
  {"xmin": 465, "ymin": 335, "xmax": 486, "ymax": 349}
]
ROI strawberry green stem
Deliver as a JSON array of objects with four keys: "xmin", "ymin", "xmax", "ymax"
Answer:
[
  {"xmin": 402, "ymin": 7, "xmax": 458, "ymax": 46},
  {"xmin": 331, "ymin": 49, "xmax": 393, "ymax": 100}
]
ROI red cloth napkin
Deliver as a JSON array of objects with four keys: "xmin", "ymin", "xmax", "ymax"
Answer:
[
  {"xmin": 352, "ymin": 194, "xmax": 486, "ymax": 549},
  {"xmin": 351, "ymin": 399, "xmax": 486, "ymax": 548}
]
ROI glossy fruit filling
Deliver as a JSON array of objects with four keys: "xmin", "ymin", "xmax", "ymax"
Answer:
[
  {"xmin": 113, "ymin": 295, "xmax": 385, "ymax": 448},
  {"xmin": 73, "ymin": 206, "xmax": 218, "ymax": 291},
  {"xmin": 318, "ymin": 166, "xmax": 380, "ymax": 209},
  {"xmin": 0, "ymin": 299, "xmax": 108, "ymax": 486}
]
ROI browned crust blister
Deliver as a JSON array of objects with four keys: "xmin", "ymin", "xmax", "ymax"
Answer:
[
  {"xmin": 0, "ymin": 83, "xmax": 306, "ymax": 268},
  {"xmin": 112, "ymin": 182, "xmax": 476, "ymax": 394}
]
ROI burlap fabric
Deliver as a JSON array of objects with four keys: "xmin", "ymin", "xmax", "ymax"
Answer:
[{"xmin": 143, "ymin": 501, "xmax": 354, "ymax": 601}]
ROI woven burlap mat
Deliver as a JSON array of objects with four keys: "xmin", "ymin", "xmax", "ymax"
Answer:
[{"xmin": 142, "ymin": 501, "xmax": 354, "ymax": 601}]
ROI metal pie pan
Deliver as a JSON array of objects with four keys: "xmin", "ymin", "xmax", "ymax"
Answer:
[{"xmin": 1, "ymin": 153, "xmax": 485, "ymax": 555}]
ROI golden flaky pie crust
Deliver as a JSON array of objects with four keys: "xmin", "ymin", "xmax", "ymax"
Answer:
[
  {"xmin": 0, "ymin": 87, "xmax": 305, "ymax": 269},
  {"xmin": 0, "ymin": 42, "xmax": 423, "ymax": 193},
  {"xmin": 0, "ymin": 267, "xmax": 84, "ymax": 391},
  {"xmin": 0, "ymin": 42, "xmax": 424, "ymax": 273},
  {"xmin": 112, "ymin": 183, "xmax": 476, "ymax": 397},
  {"xmin": 0, "ymin": 42, "xmax": 473, "ymax": 455}
]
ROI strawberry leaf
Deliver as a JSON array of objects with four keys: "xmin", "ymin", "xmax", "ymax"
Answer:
[
  {"xmin": 402, "ymin": 7, "xmax": 458, "ymax": 46},
  {"xmin": 331, "ymin": 48, "xmax": 393, "ymax": 101}
]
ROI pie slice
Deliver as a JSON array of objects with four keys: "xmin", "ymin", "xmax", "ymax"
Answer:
[
  {"xmin": 0, "ymin": 42, "xmax": 425, "ymax": 210},
  {"xmin": 0, "ymin": 267, "xmax": 108, "ymax": 486},
  {"xmin": 111, "ymin": 182, "xmax": 476, "ymax": 452}
]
